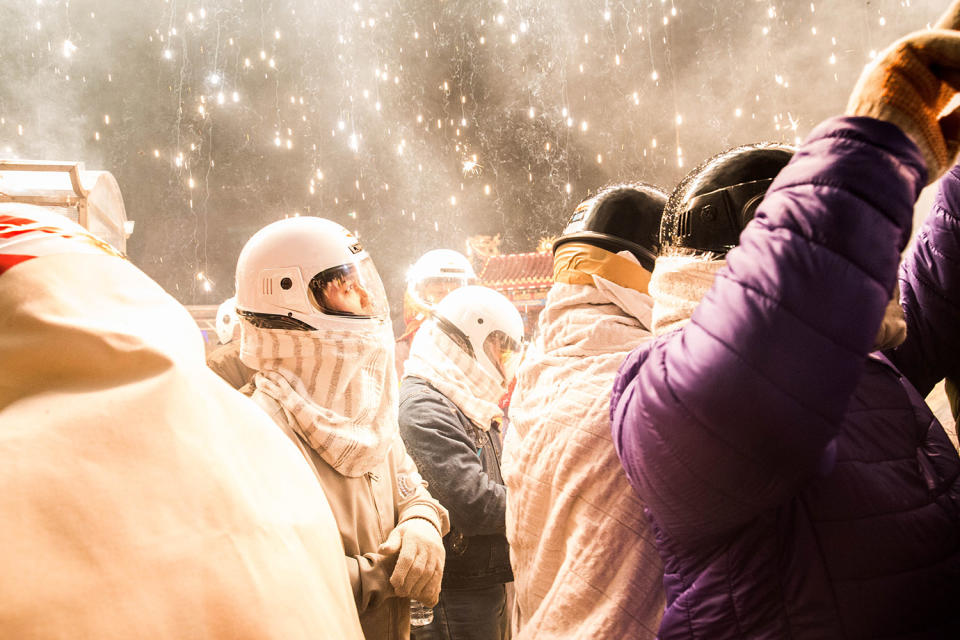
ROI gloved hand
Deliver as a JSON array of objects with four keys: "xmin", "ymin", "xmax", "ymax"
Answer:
[
  {"xmin": 377, "ymin": 517, "xmax": 445, "ymax": 607},
  {"xmin": 846, "ymin": 0, "xmax": 960, "ymax": 183}
]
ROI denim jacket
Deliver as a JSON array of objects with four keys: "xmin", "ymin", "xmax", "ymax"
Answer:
[{"xmin": 399, "ymin": 376, "xmax": 513, "ymax": 589}]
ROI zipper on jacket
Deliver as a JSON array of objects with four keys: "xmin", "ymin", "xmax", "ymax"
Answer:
[
  {"xmin": 488, "ymin": 429, "xmax": 504, "ymax": 483},
  {"xmin": 365, "ymin": 471, "xmax": 387, "ymax": 543},
  {"xmin": 365, "ymin": 470, "xmax": 399, "ymax": 640}
]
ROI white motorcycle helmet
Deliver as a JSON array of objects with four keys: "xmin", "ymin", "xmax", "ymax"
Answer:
[
  {"xmin": 406, "ymin": 249, "xmax": 477, "ymax": 315},
  {"xmin": 215, "ymin": 296, "xmax": 239, "ymax": 344},
  {"xmin": 431, "ymin": 285, "xmax": 525, "ymax": 384},
  {"xmin": 235, "ymin": 217, "xmax": 389, "ymax": 332}
]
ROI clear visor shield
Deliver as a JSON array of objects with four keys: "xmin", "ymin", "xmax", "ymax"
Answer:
[
  {"xmin": 483, "ymin": 330, "xmax": 524, "ymax": 383},
  {"xmin": 410, "ymin": 275, "xmax": 475, "ymax": 309},
  {"xmin": 309, "ymin": 256, "xmax": 390, "ymax": 319}
]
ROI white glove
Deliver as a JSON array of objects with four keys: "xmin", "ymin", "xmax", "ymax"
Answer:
[{"xmin": 378, "ymin": 518, "xmax": 445, "ymax": 607}]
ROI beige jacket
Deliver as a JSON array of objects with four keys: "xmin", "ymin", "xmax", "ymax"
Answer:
[
  {"xmin": 207, "ymin": 340, "xmax": 255, "ymax": 390},
  {"xmin": 0, "ymin": 212, "xmax": 364, "ymax": 639},
  {"xmin": 503, "ymin": 283, "xmax": 664, "ymax": 639},
  {"xmin": 252, "ymin": 390, "xmax": 449, "ymax": 640}
]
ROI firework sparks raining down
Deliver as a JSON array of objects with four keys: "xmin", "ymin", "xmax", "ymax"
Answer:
[{"xmin": 0, "ymin": 0, "xmax": 945, "ymax": 318}]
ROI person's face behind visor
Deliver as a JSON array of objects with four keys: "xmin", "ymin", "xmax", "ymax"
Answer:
[
  {"xmin": 417, "ymin": 277, "xmax": 470, "ymax": 306},
  {"xmin": 309, "ymin": 257, "xmax": 389, "ymax": 319},
  {"xmin": 321, "ymin": 274, "xmax": 372, "ymax": 315},
  {"xmin": 483, "ymin": 330, "xmax": 523, "ymax": 383}
]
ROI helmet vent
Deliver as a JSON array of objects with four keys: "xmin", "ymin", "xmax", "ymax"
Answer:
[
  {"xmin": 678, "ymin": 210, "xmax": 692, "ymax": 239},
  {"xmin": 262, "ymin": 278, "xmax": 273, "ymax": 295}
]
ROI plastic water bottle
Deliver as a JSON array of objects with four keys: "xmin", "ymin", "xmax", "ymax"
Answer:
[{"xmin": 410, "ymin": 600, "xmax": 434, "ymax": 627}]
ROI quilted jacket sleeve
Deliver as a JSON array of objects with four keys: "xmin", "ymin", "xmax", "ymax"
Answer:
[
  {"xmin": 885, "ymin": 165, "xmax": 960, "ymax": 395},
  {"xmin": 611, "ymin": 117, "xmax": 926, "ymax": 548}
]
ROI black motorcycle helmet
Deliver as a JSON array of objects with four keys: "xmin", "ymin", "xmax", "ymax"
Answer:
[
  {"xmin": 660, "ymin": 143, "xmax": 795, "ymax": 255},
  {"xmin": 552, "ymin": 182, "xmax": 668, "ymax": 272}
]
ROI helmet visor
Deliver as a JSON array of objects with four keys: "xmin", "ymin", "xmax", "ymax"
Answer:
[
  {"xmin": 483, "ymin": 330, "xmax": 524, "ymax": 383},
  {"xmin": 411, "ymin": 275, "xmax": 475, "ymax": 308},
  {"xmin": 308, "ymin": 256, "xmax": 389, "ymax": 319}
]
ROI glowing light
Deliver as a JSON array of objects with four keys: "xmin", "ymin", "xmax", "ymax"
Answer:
[
  {"xmin": 651, "ymin": 70, "xmax": 659, "ymax": 81},
  {"xmin": 675, "ymin": 114, "xmax": 682, "ymax": 125},
  {"xmin": 484, "ymin": 184, "xmax": 491, "ymax": 195},
  {"xmin": 163, "ymin": 49, "xmax": 173, "ymax": 60},
  {"xmin": 217, "ymin": 92, "xmax": 225, "ymax": 104},
  {"xmin": 188, "ymin": 177, "xmax": 195, "ymax": 189},
  {"xmin": 580, "ymin": 120, "xmax": 588, "ymax": 132},
  {"xmin": 232, "ymin": 91, "xmax": 239, "ymax": 102},
  {"xmin": 104, "ymin": 114, "xmax": 110, "ymax": 125},
  {"xmin": 596, "ymin": 153, "xmax": 602, "ymax": 164},
  {"xmin": 829, "ymin": 53, "xmax": 836, "ymax": 64},
  {"xmin": 450, "ymin": 195, "xmax": 457, "ymax": 205},
  {"xmin": 62, "ymin": 40, "xmax": 78, "ymax": 58},
  {"xmin": 565, "ymin": 183, "xmax": 572, "ymax": 194},
  {"xmin": 529, "ymin": 107, "xmax": 535, "ymax": 118},
  {"xmin": 153, "ymin": 149, "xmax": 160, "ymax": 157},
  {"xmin": 349, "ymin": 133, "xmax": 359, "ymax": 150}
]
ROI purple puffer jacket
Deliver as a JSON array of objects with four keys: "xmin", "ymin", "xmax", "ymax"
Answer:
[{"xmin": 611, "ymin": 117, "xmax": 960, "ymax": 639}]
